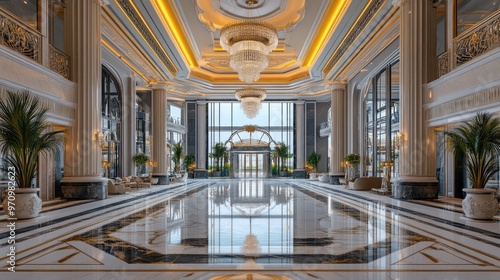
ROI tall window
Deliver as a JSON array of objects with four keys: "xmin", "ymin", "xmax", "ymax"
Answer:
[
  {"xmin": 49, "ymin": 0, "xmax": 66, "ymax": 52},
  {"xmin": 456, "ymin": 0, "xmax": 499, "ymax": 35},
  {"xmin": 363, "ymin": 61, "xmax": 400, "ymax": 177},
  {"xmin": 136, "ymin": 90, "xmax": 151, "ymax": 155},
  {"xmin": 435, "ymin": 1, "xmax": 447, "ymax": 55},
  {"xmin": 208, "ymin": 102, "xmax": 294, "ymax": 171},
  {"xmin": 0, "ymin": 0, "xmax": 38, "ymax": 30},
  {"xmin": 102, "ymin": 67, "xmax": 122, "ymax": 178}
]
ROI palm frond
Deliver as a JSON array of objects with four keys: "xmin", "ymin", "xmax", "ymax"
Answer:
[
  {"xmin": 0, "ymin": 90, "xmax": 64, "ymax": 188},
  {"xmin": 445, "ymin": 112, "xmax": 500, "ymax": 188}
]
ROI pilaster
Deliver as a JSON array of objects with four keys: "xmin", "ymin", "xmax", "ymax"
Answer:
[
  {"xmin": 294, "ymin": 100, "xmax": 306, "ymax": 178},
  {"xmin": 329, "ymin": 82, "xmax": 346, "ymax": 184},
  {"xmin": 61, "ymin": 0, "xmax": 107, "ymax": 199},
  {"xmin": 196, "ymin": 101, "xmax": 207, "ymax": 168},
  {"xmin": 394, "ymin": 0, "xmax": 438, "ymax": 199}
]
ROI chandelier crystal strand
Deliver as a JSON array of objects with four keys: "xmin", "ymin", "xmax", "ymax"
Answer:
[
  {"xmin": 235, "ymin": 87, "xmax": 267, "ymax": 119},
  {"xmin": 220, "ymin": 21, "xmax": 278, "ymax": 83}
]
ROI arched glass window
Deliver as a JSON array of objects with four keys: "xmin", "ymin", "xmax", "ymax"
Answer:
[{"xmin": 102, "ymin": 66, "xmax": 122, "ymax": 178}]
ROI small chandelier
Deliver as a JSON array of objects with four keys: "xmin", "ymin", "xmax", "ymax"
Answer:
[
  {"xmin": 235, "ymin": 87, "xmax": 267, "ymax": 119},
  {"xmin": 220, "ymin": 18, "xmax": 278, "ymax": 83}
]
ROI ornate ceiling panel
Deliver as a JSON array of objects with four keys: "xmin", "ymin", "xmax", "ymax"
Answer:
[{"xmin": 101, "ymin": 0, "xmax": 393, "ymax": 99}]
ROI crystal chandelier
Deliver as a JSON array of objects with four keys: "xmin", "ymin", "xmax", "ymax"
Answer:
[
  {"xmin": 235, "ymin": 87, "xmax": 267, "ymax": 119},
  {"xmin": 220, "ymin": 19, "xmax": 278, "ymax": 83}
]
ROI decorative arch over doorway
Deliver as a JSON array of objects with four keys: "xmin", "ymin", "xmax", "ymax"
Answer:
[{"xmin": 224, "ymin": 125, "xmax": 277, "ymax": 178}]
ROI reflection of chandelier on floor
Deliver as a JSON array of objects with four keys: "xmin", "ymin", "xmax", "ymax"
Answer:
[
  {"xmin": 235, "ymin": 87, "xmax": 266, "ymax": 119},
  {"xmin": 220, "ymin": 20, "xmax": 278, "ymax": 83}
]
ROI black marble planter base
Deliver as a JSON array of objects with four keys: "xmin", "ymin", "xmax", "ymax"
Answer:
[
  {"xmin": 329, "ymin": 174, "xmax": 344, "ymax": 185},
  {"xmin": 61, "ymin": 183, "xmax": 107, "ymax": 200},
  {"xmin": 393, "ymin": 181, "xmax": 438, "ymax": 200},
  {"xmin": 293, "ymin": 169, "xmax": 306, "ymax": 179},
  {"xmin": 153, "ymin": 175, "xmax": 169, "ymax": 185},
  {"xmin": 194, "ymin": 169, "xmax": 208, "ymax": 179}
]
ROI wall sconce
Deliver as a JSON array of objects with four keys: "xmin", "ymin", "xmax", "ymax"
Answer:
[
  {"xmin": 148, "ymin": 160, "xmax": 157, "ymax": 176},
  {"xmin": 394, "ymin": 132, "xmax": 403, "ymax": 150},
  {"xmin": 102, "ymin": 160, "xmax": 111, "ymax": 177},
  {"xmin": 96, "ymin": 131, "xmax": 105, "ymax": 147}
]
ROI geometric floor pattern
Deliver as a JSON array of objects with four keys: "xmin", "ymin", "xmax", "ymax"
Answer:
[{"xmin": 1, "ymin": 179, "xmax": 499, "ymax": 280}]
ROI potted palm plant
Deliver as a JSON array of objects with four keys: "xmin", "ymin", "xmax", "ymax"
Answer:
[
  {"xmin": 210, "ymin": 142, "xmax": 226, "ymax": 177},
  {"xmin": 307, "ymin": 151, "xmax": 322, "ymax": 179},
  {"xmin": 445, "ymin": 112, "xmax": 500, "ymax": 219},
  {"xmin": 344, "ymin": 153, "xmax": 360, "ymax": 181},
  {"xmin": 0, "ymin": 90, "xmax": 64, "ymax": 219},
  {"xmin": 274, "ymin": 142, "xmax": 292, "ymax": 177},
  {"xmin": 172, "ymin": 141, "xmax": 184, "ymax": 173},
  {"xmin": 184, "ymin": 153, "xmax": 196, "ymax": 178},
  {"xmin": 132, "ymin": 153, "xmax": 149, "ymax": 176}
]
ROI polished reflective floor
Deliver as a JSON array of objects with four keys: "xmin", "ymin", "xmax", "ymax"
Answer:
[{"xmin": 1, "ymin": 179, "xmax": 499, "ymax": 279}]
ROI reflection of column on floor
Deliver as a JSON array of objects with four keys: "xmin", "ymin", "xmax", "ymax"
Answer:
[
  {"xmin": 293, "ymin": 190, "xmax": 329, "ymax": 241},
  {"xmin": 182, "ymin": 189, "xmax": 208, "ymax": 248}
]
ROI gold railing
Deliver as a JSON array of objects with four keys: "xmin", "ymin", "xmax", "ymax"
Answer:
[
  {"xmin": 454, "ymin": 10, "xmax": 500, "ymax": 67},
  {"xmin": 49, "ymin": 45, "xmax": 70, "ymax": 79},
  {"xmin": 437, "ymin": 51, "xmax": 449, "ymax": 77},
  {"xmin": 0, "ymin": 9, "xmax": 41, "ymax": 63}
]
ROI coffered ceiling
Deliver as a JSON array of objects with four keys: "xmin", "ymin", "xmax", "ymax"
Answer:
[{"xmin": 101, "ymin": 0, "xmax": 397, "ymax": 100}]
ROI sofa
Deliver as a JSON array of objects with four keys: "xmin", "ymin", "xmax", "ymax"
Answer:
[{"xmin": 348, "ymin": 177, "xmax": 382, "ymax": 191}]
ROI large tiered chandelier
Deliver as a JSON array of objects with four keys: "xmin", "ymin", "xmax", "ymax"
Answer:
[
  {"xmin": 220, "ymin": 20, "xmax": 278, "ymax": 83},
  {"xmin": 235, "ymin": 87, "xmax": 267, "ymax": 119}
]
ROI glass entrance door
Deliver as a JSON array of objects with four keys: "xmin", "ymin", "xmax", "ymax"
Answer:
[{"xmin": 238, "ymin": 153, "xmax": 264, "ymax": 178}]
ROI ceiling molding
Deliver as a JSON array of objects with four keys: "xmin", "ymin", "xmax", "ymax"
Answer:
[
  {"xmin": 114, "ymin": 0, "xmax": 178, "ymax": 76},
  {"xmin": 322, "ymin": 0, "xmax": 385, "ymax": 76}
]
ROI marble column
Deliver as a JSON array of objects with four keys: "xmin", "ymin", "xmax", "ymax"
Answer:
[
  {"xmin": 61, "ymin": 0, "xmax": 107, "ymax": 199},
  {"xmin": 194, "ymin": 101, "xmax": 208, "ymax": 178},
  {"xmin": 151, "ymin": 84, "xmax": 169, "ymax": 184},
  {"xmin": 392, "ymin": 0, "xmax": 438, "ymax": 199},
  {"xmin": 329, "ymin": 82, "xmax": 346, "ymax": 184},
  {"xmin": 294, "ymin": 101, "xmax": 306, "ymax": 178}
]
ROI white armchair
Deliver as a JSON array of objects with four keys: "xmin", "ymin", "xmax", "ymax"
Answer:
[
  {"xmin": 108, "ymin": 180, "xmax": 132, "ymax": 194},
  {"xmin": 318, "ymin": 173, "xmax": 329, "ymax": 183}
]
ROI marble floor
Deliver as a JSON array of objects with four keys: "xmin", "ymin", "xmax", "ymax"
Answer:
[{"xmin": 1, "ymin": 179, "xmax": 499, "ymax": 280}]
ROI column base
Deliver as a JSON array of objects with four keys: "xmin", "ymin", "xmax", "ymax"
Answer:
[
  {"xmin": 194, "ymin": 169, "xmax": 208, "ymax": 179},
  {"xmin": 153, "ymin": 173, "xmax": 169, "ymax": 185},
  {"xmin": 393, "ymin": 177, "xmax": 438, "ymax": 200},
  {"xmin": 329, "ymin": 173, "xmax": 344, "ymax": 184},
  {"xmin": 61, "ymin": 176, "xmax": 108, "ymax": 200},
  {"xmin": 293, "ymin": 169, "xmax": 307, "ymax": 179}
]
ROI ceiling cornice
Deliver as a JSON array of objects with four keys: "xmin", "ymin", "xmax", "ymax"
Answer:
[
  {"xmin": 322, "ymin": 0, "xmax": 385, "ymax": 76},
  {"xmin": 153, "ymin": 0, "xmax": 198, "ymax": 69},
  {"xmin": 114, "ymin": 0, "xmax": 178, "ymax": 76}
]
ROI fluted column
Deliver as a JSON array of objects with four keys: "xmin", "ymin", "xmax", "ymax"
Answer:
[
  {"xmin": 61, "ymin": 0, "xmax": 107, "ymax": 199},
  {"xmin": 329, "ymin": 82, "xmax": 346, "ymax": 184},
  {"xmin": 293, "ymin": 101, "xmax": 306, "ymax": 178},
  {"xmin": 151, "ymin": 85, "xmax": 169, "ymax": 184},
  {"xmin": 393, "ymin": 0, "xmax": 438, "ymax": 199},
  {"xmin": 194, "ymin": 101, "xmax": 208, "ymax": 178}
]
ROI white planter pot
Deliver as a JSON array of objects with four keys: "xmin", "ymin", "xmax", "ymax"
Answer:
[
  {"xmin": 462, "ymin": 188, "xmax": 499, "ymax": 220},
  {"xmin": 2, "ymin": 188, "xmax": 42, "ymax": 219}
]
